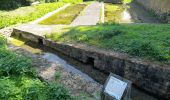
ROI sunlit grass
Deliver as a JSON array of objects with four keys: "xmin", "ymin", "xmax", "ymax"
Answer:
[
  {"xmin": 46, "ymin": 23, "xmax": 170, "ymax": 63},
  {"xmin": 0, "ymin": 2, "xmax": 65, "ymax": 29},
  {"xmin": 39, "ymin": 4, "xmax": 87, "ymax": 25}
]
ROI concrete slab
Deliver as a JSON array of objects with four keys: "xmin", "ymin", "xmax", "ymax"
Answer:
[{"xmin": 71, "ymin": 2, "xmax": 102, "ymax": 26}]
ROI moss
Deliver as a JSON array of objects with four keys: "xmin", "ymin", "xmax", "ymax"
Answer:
[{"xmin": 39, "ymin": 4, "xmax": 87, "ymax": 25}]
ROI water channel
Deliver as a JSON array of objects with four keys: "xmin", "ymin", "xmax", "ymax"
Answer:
[{"xmin": 9, "ymin": 37, "xmax": 162, "ymax": 100}]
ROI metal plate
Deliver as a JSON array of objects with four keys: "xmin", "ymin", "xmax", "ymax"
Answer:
[{"xmin": 104, "ymin": 76, "xmax": 127, "ymax": 100}]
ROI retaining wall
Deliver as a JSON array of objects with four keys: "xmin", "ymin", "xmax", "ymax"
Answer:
[
  {"xmin": 134, "ymin": 0, "xmax": 170, "ymax": 23},
  {"xmin": 12, "ymin": 28, "xmax": 170, "ymax": 99}
]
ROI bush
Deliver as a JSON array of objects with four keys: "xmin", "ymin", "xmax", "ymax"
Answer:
[
  {"xmin": 47, "ymin": 83, "xmax": 72, "ymax": 100},
  {"xmin": 20, "ymin": 76, "xmax": 46, "ymax": 100},
  {"xmin": 0, "ymin": 36, "xmax": 34, "ymax": 76},
  {"xmin": 0, "ymin": 47, "xmax": 33, "ymax": 76},
  {"xmin": 0, "ymin": 0, "xmax": 32, "ymax": 10},
  {"xmin": 0, "ymin": 36, "xmax": 72, "ymax": 100},
  {"xmin": 0, "ymin": 77, "xmax": 22, "ymax": 100}
]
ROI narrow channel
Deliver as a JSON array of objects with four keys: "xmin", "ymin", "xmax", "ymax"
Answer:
[{"xmin": 10, "ymin": 38, "xmax": 161, "ymax": 100}]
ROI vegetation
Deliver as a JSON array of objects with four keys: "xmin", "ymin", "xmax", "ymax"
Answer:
[
  {"xmin": 39, "ymin": 4, "xmax": 87, "ymax": 25},
  {"xmin": 123, "ymin": 0, "xmax": 132, "ymax": 3},
  {"xmin": 105, "ymin": 3, "xmax": 125, "ymax": 23},
  {"xmin": 0, "ymin": 35, "xmax": 72, "ymax": 100},
  {"xmin": 0, "ymin": 2, "xmax": 65, "ymax": 29},
  {"xmin": 0, "ymin": 0, "xmax": 32, "ymax": 10},
  {"xmin": 60, "ymin": 0, "xmax": 83, "ymax": 4},
  {"xmin": 46, "ymin": 23, "xmax": 170, "ymax": 63}
]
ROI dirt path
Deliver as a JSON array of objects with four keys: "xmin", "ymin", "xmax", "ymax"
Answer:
[{"xmin": 71, "ymin": 2, "xmax": 102, "ymax": 26}]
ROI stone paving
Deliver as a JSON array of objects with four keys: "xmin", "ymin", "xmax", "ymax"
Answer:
[
  {"xmin": 71, "ymin": 2, "xmax": 102, "ymax": 26},
  {"xmin": 13, "ymin": 24, "xmax": 67, "ymax": 37}
]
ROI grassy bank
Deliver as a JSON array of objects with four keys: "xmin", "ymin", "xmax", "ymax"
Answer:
[
  {"xmin": 105, "ymin": 3, "xmax": 126, "ymax": 23},
  {"xmin": 0, "ymin": 36, "xmax": 72, "ymax": 100},
  {"xmin": 0, "ymin": 2, "xmax": 65, "ymax": 29},
  {"xmin": 46, "ymin": 24, "xmax": 170, "ymax": 63},
  {"xmin": 39, "ymin": 4, "xmax": 87, "ymax": 25}
]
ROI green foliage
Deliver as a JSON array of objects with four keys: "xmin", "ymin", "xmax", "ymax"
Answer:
[
  {"xmin": 0, "ymin": 35, "xmax": 72, "ymax": 100},
  {"xmin": 0, "ymin": 77, "xmax": 22, "ymax": 100},
  {"xmin": 60, "ymin": 0, "xmax": 83, "ymax": 4},
  {"xmin": 20, "ymin": 76, "xmax": 46, "ymax": 100},
  {"xmin": 0, "ymin": 47, "xmax": 33, "ymax": 76},
  {"xmin": 105, "ymin": 4, "xmax": 125, "ymax": 23},
  {"xmin": 123, "ymin": 0, "xmax": 133, "ymax": 3},
  {"xmin": 55, "ymin": 71, "xmax": 61, "ymax": 80},
  {"xmin": 47, "ymin": 24, "xmax": 170, "ymax": 63},
  {"xmin": 0, "ymin": 0, "xmax": 34, "ymax": 10},
  {"xmin": 0, "ymin": 2, "xmax": 64, "ymax": 29},
  {"xmin": 40, "ymin": 4, "xmax": 86, "ymax": 25},
  {"xmin": 47, "ymin": 83, "xmax": 71, "ymax": 100}
]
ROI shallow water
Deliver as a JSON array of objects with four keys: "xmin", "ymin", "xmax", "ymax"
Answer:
[{"xmin": 9, "ymin": 38, "xmax": 160, "ymax": 100}]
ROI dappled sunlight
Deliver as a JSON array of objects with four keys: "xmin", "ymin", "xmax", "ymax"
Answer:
[
  {"xmin": 121, "ymin": 9, "xmax": 133, "ymax": 23},
  {"xmin": 8, "ymin": 37, "xmax": 42, "ymax": 54}
]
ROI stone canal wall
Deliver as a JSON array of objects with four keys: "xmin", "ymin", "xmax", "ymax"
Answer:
[
  {"xmin": 134, "ymin": 0, "xmax": 170, "ymax": 23},
  {"xmin": 12, "ymin": 28, "xmax": 170, "ymax": 99}
]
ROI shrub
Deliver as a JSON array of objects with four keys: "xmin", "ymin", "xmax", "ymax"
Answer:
[
  {"xmin": 47, "ymin": 83, "xmax": 72, "ymax": 100},
  {"xmin": 0, "ymin": 77, "xmax": 22, "ymax": 100},
  {"xmin": 0, "ymin": 36, "xmax": 34, "ymax": 76},
  {"xmin": 0, "ymin": 48, "xmax": 33, "ymax": 76},
  {"xmin": 0, "ymin": 0, "xmax": 32, "ymax": 10},
  {"xmin": 20, "ymin": 76, "xmax": 46, "ymax": 100},
  {"xmin": 0, "ymin": 36, "xmax": 72, "ymax": 100}
]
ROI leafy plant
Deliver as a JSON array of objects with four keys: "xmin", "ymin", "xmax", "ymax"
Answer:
[
  {"xmin": 0, "ymin": 77, "xmax": 22, "ymax": 100},
  {"xmin": 47, "ymin": 83, "xmax": 72, "ymax": 100},
  {"xmin": 55, "ymin": 71, "xmax": 61, "ymax": 80},
  {"xmin": 0, "ymin": 35, "xmax": 73, "ymax": 100}
]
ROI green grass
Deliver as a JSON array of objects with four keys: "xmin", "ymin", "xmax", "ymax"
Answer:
[
  {"xmin": 0, "ymin": 35, "xmax": 72, "ymax": 100},
  {"xmin": 46, "ymin": 23, "xmax": 170, "ymax": 63},
  {"xmin": 60, "ymin": 0, "xmax": 83, "ymax": 4},
  {"xmin": 0, "ymin": 2, "xmax": 65, "ymax": 29},
  {"xmin": 105, "ymin": 3, "xmax": 125, "ymax": 23},
  {"xmin": 39, "ymin": 4, "xmax": 87, "ymax": 25}
]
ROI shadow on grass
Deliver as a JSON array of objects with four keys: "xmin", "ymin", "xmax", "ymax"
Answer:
[
  {"xmin": 47, "ymin": 23, "xmax": 170, "ymax": 63},
  {"xmin": 0, "ymin": 0, "xmax": 31, "ymax": 11}
]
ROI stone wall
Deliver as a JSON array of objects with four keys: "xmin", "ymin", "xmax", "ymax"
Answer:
[
  {"xmin": 134, "ymin": 0, "xmax": 170, "ymax": 23},
  {"xmin": 12, "ymin": 28, "xmax": 170, "ymax": 99}
]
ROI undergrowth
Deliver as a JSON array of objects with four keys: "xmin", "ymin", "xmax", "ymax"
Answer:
[{"xmin": 0, "ymin": 35, "xmax": 72, "ymax": 100}]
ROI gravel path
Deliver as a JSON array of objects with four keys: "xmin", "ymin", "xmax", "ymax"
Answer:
[{"xmin": 71, "ymin": 2, "xmax": 102, "ymax": 26}]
